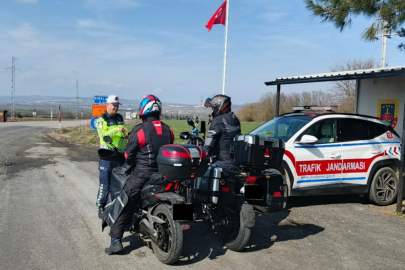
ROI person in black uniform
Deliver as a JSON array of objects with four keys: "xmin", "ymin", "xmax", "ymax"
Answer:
[
  {"xmin": 203, "ymin": 94, "xmax": 241, "ymax": 164},
  {"xmin": 105, "ymin": 94, "xmax": 174, "ymax": 255}
]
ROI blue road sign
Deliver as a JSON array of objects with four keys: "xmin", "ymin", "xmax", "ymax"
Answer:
[
  {"xmin": 90, "ymin": 117, "xmax": 99, "ymax": 130},
  {"xmin": 94, "ymin": 95, "xmax": 108, "ymax": 105}
]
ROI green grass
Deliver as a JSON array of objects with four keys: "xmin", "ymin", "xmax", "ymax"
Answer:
[
  {"xmin": 128, "ymin": 119, "xmax": 262, "ymax": 144},
  {"xmin": 60, "ymin": 119, "xmax": 263, "ymax": 146}
]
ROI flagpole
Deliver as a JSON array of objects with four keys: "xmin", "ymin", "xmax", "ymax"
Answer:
[{"xmin": 222, "ymin": 0, "xmax": 229, "ymax": 95}]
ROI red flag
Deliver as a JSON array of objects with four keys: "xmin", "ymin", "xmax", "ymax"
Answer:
[{"xmin": 206, "ymin": 1, "xmax": 227, "ymax": 32}]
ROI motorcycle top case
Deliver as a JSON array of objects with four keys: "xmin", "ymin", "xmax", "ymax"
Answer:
[
  {"xmin": 156, "ymin": 144, "xmax": 209, "ymax": 181},
  {"xmin": 231, "ymin": 134, "xmax": 285, "ymax": 169}
]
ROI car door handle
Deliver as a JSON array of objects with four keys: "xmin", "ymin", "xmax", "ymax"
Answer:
[
  {"xmin": 371, "ymin": 150, "xmax": 383, "ymax": 155},
  {"xmin": 329, "ymin": 153, "xmax": 341, "ymax": 159}
]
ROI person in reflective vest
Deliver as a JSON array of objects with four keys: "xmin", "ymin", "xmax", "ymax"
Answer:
[
  {"xmin": 96, "ymin": 95, "xmax": 128, "ymax": 217},
  {"xmin": 105, "ymin": 94, "xmax": 174, "ymax": 255}
]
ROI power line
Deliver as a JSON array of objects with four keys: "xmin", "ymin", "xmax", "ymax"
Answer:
[
  {"xmin": 75, "ymin": 80, "xmax": 79, "ymax": 119},
  {"xmin": 6, "ymin": 57, "xmax": 19, "ymax": 119}
]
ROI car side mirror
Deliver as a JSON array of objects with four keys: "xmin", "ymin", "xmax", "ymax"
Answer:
[
  {"xmin": 200, "ymin": 121, "xmax": 206, "ymax": 134},
  {"xmin": 187, "ymin": 118, "xmax": 195, "ymax": 128},
  {"xmin": 298, "ymin": 135, "xmax": 318, "ymax": 144},
  {"xmin": 103, "ymin": 136, "xmax": 113, "ymax": 144}
]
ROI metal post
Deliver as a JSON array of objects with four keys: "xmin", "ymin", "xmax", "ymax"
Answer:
[
  {"xmin": 396, "ymin": 102, "xmax": 405, "ymax": 213},
  {"xmin": 276, "ymin": 84, "xmax": 280, "ymax": 117},
  {"xmin": 354, "ymin": 79, "xmax": 360, "ymax": 113},
  {"xmin": 222, "ymin": 0, "xmax": 230, "ymax": 95},
  {"xmin": 59, "ymin": 104, "xmax": 61, "ymax": 128},
  {"xmin": 51, "ymin": 107, "xmax": 53, "ymax": 121},
  {"xmin": 381, "ymin": 20, "xmax": 387, "ymax": 68}
]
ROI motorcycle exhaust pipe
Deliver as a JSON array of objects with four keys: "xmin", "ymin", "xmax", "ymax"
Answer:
[{"xmin": 139, "ymin": 219, "xmax": 157, "ymax": 238}]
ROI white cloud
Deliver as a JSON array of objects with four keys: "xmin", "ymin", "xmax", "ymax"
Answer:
[
  {"xmin": 8, "ymin": 23, "xmax": 36, "ymax": 40},
  {"xmin": 83, "ymin": 0, "xmax": 143, "ymax": 10},
  {"xmin": 14, "ymin": 0, "xmax": 38, "ymax": 3}
]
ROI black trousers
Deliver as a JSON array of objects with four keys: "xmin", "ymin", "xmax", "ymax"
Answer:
[{"xmin": 109, "ymin": 172, "xmax": 150, "ymax": 239}]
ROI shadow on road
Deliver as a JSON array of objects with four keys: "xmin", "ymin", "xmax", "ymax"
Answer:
[{"xmin": 175, "ymin": 209, "xmax": 324, "ymax": 265}]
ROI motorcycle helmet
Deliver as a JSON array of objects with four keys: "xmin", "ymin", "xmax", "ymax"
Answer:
[
  {"xmin": 139, "ymin": 94, "xmax": 162, "ymax": 119},
  {"xmin": 204, "ymin": 94, "xmax": 231, "ymax": 117}
]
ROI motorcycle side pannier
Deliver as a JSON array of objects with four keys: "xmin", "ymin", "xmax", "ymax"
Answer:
[
  {"xmin": 231, "ymin": 135, "xmax": 285, "ymax": 169},
  {"xmin": 244, "ymin": 172, "xmax": 288, "ymax": 212},
  {"xmin": 157, "ymin": 144, "xmax": 209, "ymax": 181}
]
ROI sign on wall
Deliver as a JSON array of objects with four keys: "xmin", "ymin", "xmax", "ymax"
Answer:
[{"xmin": 377, "ymin": 99, "xmax": 399, "ymax": 128}]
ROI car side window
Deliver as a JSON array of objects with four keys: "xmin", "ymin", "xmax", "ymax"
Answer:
[
  {"xmin": 339, "ymin": 119, "xmax": 369, "ymax": 142},
  {"xmin": 367, "ymin": 122, "xmax": 388, "ymax": 139},
  {"xmin": 300, "ymin": 119, "xmax": 338, "ymax": 144}
]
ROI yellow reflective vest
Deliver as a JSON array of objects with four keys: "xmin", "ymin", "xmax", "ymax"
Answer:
[{"xmin": 96, "ymin": 112, "xmax": 127, "ymax": 151}]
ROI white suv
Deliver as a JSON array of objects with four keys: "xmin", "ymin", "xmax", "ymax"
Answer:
[{"xmin": 249, "ymin": 106, "xmax": 401, "ymax": 206}]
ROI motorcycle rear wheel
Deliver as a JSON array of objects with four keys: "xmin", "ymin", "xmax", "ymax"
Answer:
[
  {"xmin": 221, "ymin": 204, "xmax": 252, "ymax": 252},
  {"xmin": 151, "ymin": 204, "xmax": 183, "ymax": 264}
]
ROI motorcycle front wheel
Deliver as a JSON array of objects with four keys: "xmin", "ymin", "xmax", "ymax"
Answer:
[
  {"xmin": 151, "ymin": 204, "xmax": 183, "ymax": 264},
  {"xmin": 220, "ymin": 203, "xmax": 253, "ymax": 251}
]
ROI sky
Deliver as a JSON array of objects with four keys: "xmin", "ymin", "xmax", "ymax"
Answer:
[{"xmin": 0, "ymin": 0, "xmax": 404, "ymax": 106}]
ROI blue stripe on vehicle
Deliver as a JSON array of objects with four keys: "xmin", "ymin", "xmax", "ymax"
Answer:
[
  {"xmin": 295, "ymin": 141, "xmax": 400, "ymax": 149},
  {"xmin": 341, "ymin": 142, "xmax": 381, "ymax": 146},
  {"xmin": 295, "ymin": 144, "xmax": 341, "ymax": 148},
  {"xmin": 341, "ymin": 177, "xmax": 366, "ymax": 181},
  {"xmin": 297, "ymin": 177, "xmax": 366, "ymax": 184},
  {"xmin": 389, "ymin": 147, "xmax": 393, "ymax": 155}
]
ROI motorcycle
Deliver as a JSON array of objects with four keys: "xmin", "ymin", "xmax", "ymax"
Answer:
[
  {"xmin": 99, "ymin": 136, "xmax": 192, "ymax": 265},
  {"xmin": 183, "ymin": 117, "xmax": 205, "ymax": 146},
  {"xmin": 178, "ymin": 119, "xmax": 288, "ymax": 251}
]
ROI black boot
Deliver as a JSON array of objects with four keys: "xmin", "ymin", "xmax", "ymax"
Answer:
[{"xmin": 105, "ymin": 241, "xmax": 123, "ymax": 255}]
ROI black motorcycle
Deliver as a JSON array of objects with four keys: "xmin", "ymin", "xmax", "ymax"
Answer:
[
  {"xmin": 99, "ymin": 136, "xmax": 196, "ymax": 264},
  {"xmin": 178, "ymin": 119, "xmax": 288, "ymax": 251}
]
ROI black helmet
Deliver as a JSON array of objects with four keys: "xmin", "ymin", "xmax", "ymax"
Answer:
[{"xmin": 204, "ymin": 94, "xmax": 231, "ymax": 117}]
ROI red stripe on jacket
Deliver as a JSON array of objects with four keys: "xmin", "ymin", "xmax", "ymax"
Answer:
[
  {"xmin": 152, "ymin": 121, "xmax": 162, "ymax": 135},
  {"xmin": 137, "ymin": 129, "xmax": 146, "ymax": 148}
]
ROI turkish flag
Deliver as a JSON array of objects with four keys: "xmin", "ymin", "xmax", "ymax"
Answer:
[{"xmin": 206, "ymin": 1, "xmax": 227, "ymax": 32}]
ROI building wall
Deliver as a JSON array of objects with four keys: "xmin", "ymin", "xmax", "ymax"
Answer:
[{"xmin": 357, "ymin": 76, "xmax": 405, "ymax": 135}]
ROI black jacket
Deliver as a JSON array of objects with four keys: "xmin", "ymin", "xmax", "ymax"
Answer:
[
  {"xmin": 204, "ymin": 112, "xmax": 241, "ymax": 163},
  {"xmin": 124, "ymin": 116, "xmax": 174, "ymax": 175}
]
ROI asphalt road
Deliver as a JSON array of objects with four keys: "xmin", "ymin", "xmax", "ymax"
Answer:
[{"xmin": 0, "ymin": 121, "xmax": 404, "ymax": 270}]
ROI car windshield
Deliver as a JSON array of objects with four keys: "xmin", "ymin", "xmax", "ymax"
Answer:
[{"xmin": 249, "ymin": 115, "xmax": 314, "ymax": 141}]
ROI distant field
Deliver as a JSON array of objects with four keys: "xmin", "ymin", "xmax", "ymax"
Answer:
[{"xmin": 128, "ymin": 119, "xmax": 262, "ymax": 143}]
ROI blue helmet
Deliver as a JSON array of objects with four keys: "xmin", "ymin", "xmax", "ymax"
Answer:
[{"xmin": 139, "ymin": 95, "xmax": 162, "ymax": 118}]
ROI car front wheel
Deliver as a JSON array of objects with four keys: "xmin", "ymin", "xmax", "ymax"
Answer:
[{"xmin": 367, "ymin": 167, "xmax": 398, "ymax": 206}]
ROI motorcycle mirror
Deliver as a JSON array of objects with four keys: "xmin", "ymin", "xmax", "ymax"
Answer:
[
  {"xmin": 179, "ymin": 132, "xmax": 190, "ymax": 139},
  {"xmin": 187, "ymin": 118, "xmax": 195, "ymax": 128},
  {"xmin": 103, "ymin": 136, "xmax": 113, "ymax": 144},
  {"xmin": 200, "ymin": 121, "xmax": 206, "ymax": 134}
]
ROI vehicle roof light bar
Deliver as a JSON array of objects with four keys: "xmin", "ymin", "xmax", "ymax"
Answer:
[{"xmin": 292, "ymin": 105, "xmax": 338, "ymax": 113}]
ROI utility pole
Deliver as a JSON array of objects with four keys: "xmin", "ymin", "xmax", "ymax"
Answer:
[
  {"xmin": 7, "ymin": 57, "xmax": 19, "ymax": 119},
  {"xmin": 75, "ymin": 80, "xmax": 79, "ymax": 120},
  {"xmin": 381, "ymin": 20, "xmax": 388, "ymax": 68}
]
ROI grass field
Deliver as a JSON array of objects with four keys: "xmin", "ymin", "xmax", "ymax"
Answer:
[
  {"xmin": 128, "ymin": 119, "xmax": 262, "ymax": 143},
  {"xmin": 57, "ymin": 119, "xmax": 263, "ymax": 146}
]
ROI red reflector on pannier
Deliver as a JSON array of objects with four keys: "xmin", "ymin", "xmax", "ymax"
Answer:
[
  {"xmin": 164, "ymin": 183, "xmax": 173, "ymax": 191},
  {"xmin": 222, "ymin": 187, "xmax": 230, "ymax": 192},
  {"xmin": 174, "ymin": 183, "xmax": 178, "ymax": 190},
  {"xmin": 162, "ymin": 150, "xmax": 190, "ymax": 158},
  {"xmin": 264, "ymin": 149, "xmax": 270, "ymax": 158},
  {"xmin": 245, "ymin": 176, "xmax": 259, "ymax": 184},
  {"xmin": 274, "ymin": 192, "xmax": 281, "ymax": 197}
]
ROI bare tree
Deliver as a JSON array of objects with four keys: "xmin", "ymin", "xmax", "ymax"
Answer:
[{"xmin": 329, "ymin": 58, "xmax": 376, "ymax": 113}]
